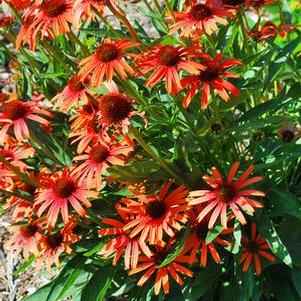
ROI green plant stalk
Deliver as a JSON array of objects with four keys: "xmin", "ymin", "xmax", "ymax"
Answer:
[
  {"xmin": 129, "ymin": 126, "xmax": 189, "ymax": 186},
  {"xmin": 107, "ymin": 1, "xmax": 143, "ymax": 45},
  {"xmin": 142, "ymin": 0, "xmax": 155, "ymax": 13},
  {"xmin": 153, "ymin": 0, "xmax": 161, "ymax": 13},
  {"xmin": 0, "ymin": 155, "xmax": 38, "ymax": 188},
  {"xmin": 162, "ymin": 0, "xmax": 175, "ymax": 22},
  {"xmin": 68, "ymin": 31, "xmax": 90, "ymax": 56},
  {"xmin": 41, "ymin": 40, "xmax": 72, "ymax": 73},
  {"xmin": 238, "ymin": 8, "xmax": 250, "ymax": 55},
  {"xmin": 0, "ymin": 189, "xmax": 32, "ymax": 202}
]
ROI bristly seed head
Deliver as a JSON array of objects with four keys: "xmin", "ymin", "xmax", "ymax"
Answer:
[
  {"xmin": 158, "ymin": 46, "xmax": 181, "ymax": 67},
  {"xmin": 55, "ymin": 178, "xmax": 77, "ymax": 198},
  {"xmin": 4, "ymin": 100, "xmax": 28, "ymax": 121},
  {"xmin": 190, "ymin": 4, "xmax": 212, "ymax": 21},
  {"xmin": 89, "ymin": 144, "xmax": 110, "ymax": 163},
  {"xmin": 96, "ymin": 43, "xmax": 120, "ymax": 62},
  {"xmin": 146, "ymin": 200, "xmax": 166, "ymax": 219}
]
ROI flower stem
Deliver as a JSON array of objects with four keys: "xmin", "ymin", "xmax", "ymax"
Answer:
[
  {"xmin": 153, "ymin": 0, "xmax": 161, "ymax": 13},
  {"xmin": 129, "ymin": 126, "xmax": 188, "ymax": 186},
  {"xmin": 41, "ymin": 40, "xmax": 72, "ymax": 73},
  {"xmin": 107, "ymin": 1, "xmax": 143, "ymax": 46},
  {"xmin": 0, "ymin": 156, "xmax": 38, "ymax": 188},
  {"xmin": 163, "ymin": 0, "xmax": 175, "ymax": 22},
  {"xmin": 238, "ymin": 8, "xmax": 250, "ymax": 54},
  {"xmin": 67, "ymin": 31, "xmax": 90, "ymax": 56}
]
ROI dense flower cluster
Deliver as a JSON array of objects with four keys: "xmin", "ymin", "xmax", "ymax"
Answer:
[{"xmin": 0, "ymin": 0, "xmax": 300, "ymax": 300}]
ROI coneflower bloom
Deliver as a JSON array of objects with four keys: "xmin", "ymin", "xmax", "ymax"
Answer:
[
  {"xmin": 99, "ymin": 204, "xmax": 152, "ymax": 269},
  {"xmin": 70, "ymin": 112, "xmax": 110, "ymax": 154},
  {"xmin": 36, "ymin": 169, "xmax": 98, "ymax": 227},
  {"xmin": 5, "ymin": 0, "xmax": 32, "ymax": 10},
  {"xmin": 247, "ymin": 22, "xmax": 277, "ymax": 42},
  {"xmin": 180, "ymin": 209, "xmax": 232, "ymax": 267},
  {"xmin": 122, "ymin": 182, "xmax": 190, "ymax": 245},
  {"xmin": 0, "ymin": 100, "xmax": 52, "ymax": 144},
  {"xmin": 16, "ymin": 15, "xmax": 37, "ymax": 51},
  {"xmin": 72, "ymin": 136, "xmax": 134, "ymax": 189},
  {"xmin": 25, "ymin": 0, "xmax": 73, "ymax": 46},
  {"xmin": 36, "ymin": 220, "xmax": 79, "ymax": 271},
  {"xmin": 51, "ymin": 75, "xmax": 91, "ymax": 112},
  {"xmin": 241, "ymin": 224, "xmax": 276, "ymax": 275},
  {"xmin": 181, "ymin": 53, "xmax": 242, "ymax": 109},
  {"xmin": 128, "ymin": 243, "xmax": 193, "ymax": 295},
  {"xmin": 0, "ymin": 16, "xmax": 14, "ymax": 28},
  {"xmin": 0, "ymin": 143, "xmax": 35, "ymax": 176},
  {"xmin": 78, "ymin": 39, "xmax": 138, "ymax": 87},
  {"xmin": 167, "ymin": 0, "xmax": 234, "ymax": 38},
  {"xmin": 188, "ymin": 162, "xmax": 264, "ymax": 229},
  {"xmin": 72, "ymin": 0, "xmax": 109, "ymax": 28},
  {"xmin": 135, "ymin": 45, "xmax": 204, "ymax": 94},
  {"xmin": 97, "ymin": 92, "xmax": 144, "ymax": 132},
  {"xmin": 5, "ymin": 219, "xmax": 43, "ymax": 260}
]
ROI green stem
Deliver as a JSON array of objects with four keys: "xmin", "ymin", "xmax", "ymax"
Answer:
[
  {"xmin": 163, "ymin": 0, "xmax": 175, "ymax": 22},
  {"xmin": 142, "ymin": 0, "xmax": 155, "ymax": 12},
  {"xmin": 153, "ymin": 0, "xmax": 161, "ymax": 13},
  {"xmin": 0, "ymin": 156, "xmax": 38, "ymax": 188},
  {"xmin": 129, "ymin": 126, "xmax": 188, "ymax": 186},
  {"xmin": 68, "ymin": 31, "xmax": 90, "ymax": 56},
  {"xmin": 41, "ymin": 40, "xmax": 72, "ymax": 73},
  {"xmin": 238, "ymin": 8, "xmax": 250, "ymax": 54},
  {"xmin": 0, "ymin": 189, "xmax": 33, "ymax": 202}
]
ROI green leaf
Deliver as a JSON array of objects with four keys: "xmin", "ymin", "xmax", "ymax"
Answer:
[
  {"xmin": 157, "ymin": 229, "xmax": 189, "ymax": 268},
  {"xmin": 291, "ymin": 268, "xmax": 301, "ymax": 297},
  {"xmin": 268, "ymin": 188, "xmax": 301, "ymax": 221},
  {"xmin": 182, "ymin": 265, "xmax": 220, "ymax": 300},
  {"xmin": 257, "ymin": 215, "xmax": 292, "ymax": 267},
  {"xmin": 13, "ymin": 255, "xmax": 35, "ymax": 275},
  {"xmin": 22, "ymin": 282, "xmax": 54, "ymax": 301},
  {"xmin": 108, "ymin": 160, "xmax": 161, "ymax": 183},
  {"xmin": 80, "ymin": 266, "xmax": 114, "ymax": 301},
  {"xmin": 205, "ymin": 225, "xmax": 224, "ymax": 244},
  {"xmin": 84, "ymin": 241, "xmax": 106, "ymax": 257}
]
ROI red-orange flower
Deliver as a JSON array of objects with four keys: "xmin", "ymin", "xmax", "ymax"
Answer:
[
  {"xmin": 5, "ymin": 219, "xmax": 43, "ymax": 260},
  {"xmin": 135, "ymin": 45, "xmax": 204, "ymax": 94},
  {"xmin": 180, "ymin": 209, "xmax": 232, "ymax": 267},
  {"xmin": 36, "ymin": 220, "xmax": 79, "ymax": 271},
  {"xmin": 0, "ymin": 99, "xmax": 52, "ymax": 144},
  {"xmin": 99, "ymin": 203, "xmax": 152, "ymax": 269},
  {"xmin": 167, "ymin": 0, "xmax": 234, "ymax": 38},
  {"xmin": 72, "ymin": 135, "xmax": 134, "ymax": 189},
  {"xmin": 122, "ymin": 182, "xmax": 189, "ymax": 245},
  {"xmin": 0, "ymin": 16, "xmax": 14, "ymax": 28},
  {"xmin": 52, "ymin": 75, "xmax": 91, "ymax": 112},
  {"xmin": 72, "ymin": 0, "xmax": 108, "ymax": 28},
  {"xmin": 27, "ymin": 0, "xmax": 73, "ymax": 45},
  {"xmin": 5, "ymin": 0, "xmax": 32, "ymax": 10},
  {"xmin": 128, "ymin": 243, "xmax": 193, "ymax": 295},
  {"xmin": 181, "ymin": 53, "xmax": 242, "ymax": 109},
  {"xmin": 97, "ymin": 92, "xmax": 144, "ymax": 132},
  {"xmin": 188, "ymin": 162, "xmax": 264, "ymax": 228},
  {"xmin": 78, "ymin": 39, "xmax": 138, "ymax": 87},
  {"xmin": 36, "ymin": 169, "xmax": 98, "ymax": 226},
  {"xmin": 241, "ymin": 224, "xmax": 276, "ymax": 275}
]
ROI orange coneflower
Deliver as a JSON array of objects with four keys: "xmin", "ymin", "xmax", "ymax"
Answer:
[
  {"xmin": 72, "ymin": 0, "xmax": 109, "ymax": 28},
  {"xmin": 180, "ymin": 208, "xmax": 232, "ymax": 267},
  {"xmin": 0, "ymin": 142, "xmax": 35, "ymax": 176},
  {"xmin": 36, "ymin": 219, "xmax": 79, "ymax": 271},
  {"xmin": 247, "ymin": 22, "xmax": 277, "ymax": 42},
  {"xmin": 78, "ymin": 39, "xmax": 138, "ymax": 87},
  {"xmin": 35, "ymin": 169, "xmax": 98, "ymax": 227},
  {"xmin": 70, "ymin": 110, "xmax": 110, "ymax": 154},
  {"xmin": 0, "ymin": 99, "xmax": 52, "ymax": 144},
  {"xmin": 167, "ymin": 0, "xmax": 235, "ymax": 38},
  {"xmin": 5, "ymin": 0, "xmax": 32, "ymax": 10},
  {"xmin": 99, "ymin": 203, "xmax": 152, "ymax": 269},
  {"xmin": 97, "ymin": 92, "xmax": 144, "ymax": 132},
  {"xmin": 241, "ymin": 224, "xmax": 276, "ymax": 275},
  {"xmin": 16, "ymin": 15, "xmax": 37, "ymax": 51},
  {"xmin": 122, "ymin": 182, "xmax": 190, "ymax": 245},
  {"xmin": 0, "ymin": 16, "xmax": 14, "ymax": 28},
  {"xmin": 129, "ymin": 242, "xmax": 193, "ymax": 295},
  {"xmin": 5, "ymin": 219, "xmax": 43, "ymax": 260},
  {"xmin": 25, "ymin": 0, "xmax": 73, "ymax": 46},
  {"xmin": 188, "ymin": 162, "xmax": 264, "ymax": 229},
  {"xmin": 72, "ymin": 135, "xmax": 134, "ymax": 189},
  {"xmin": 52, "ymin": 75, "xmax": 91, "ymax": 112},
  {"xmin": 135, "ymin": 45, "xmax": 204, "ymax": 94},
  {"xmin": 181, "ymin": 53, "xmax": 242, "ymax": 109}
]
